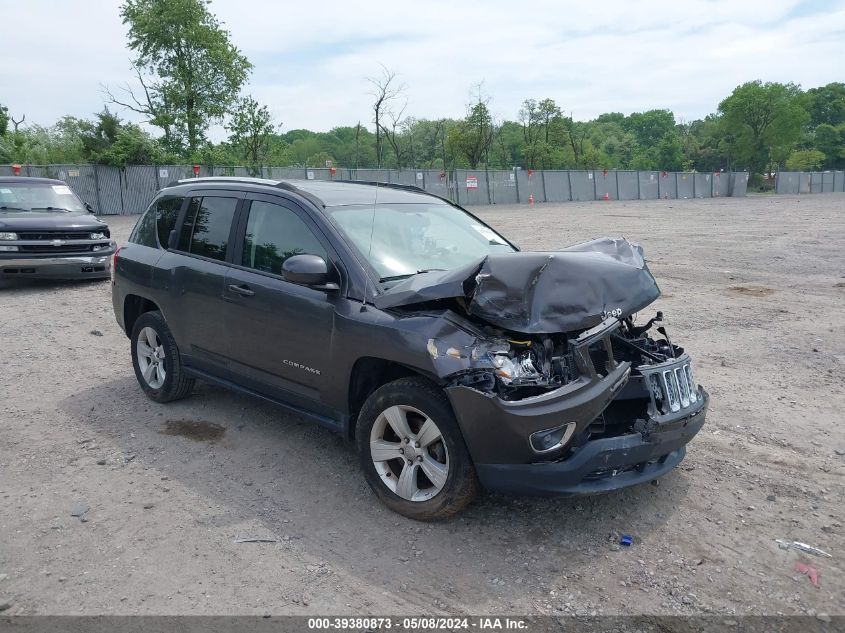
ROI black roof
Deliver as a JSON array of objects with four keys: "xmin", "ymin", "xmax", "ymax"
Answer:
[
  {"xmin": 0, "ymin": 176, "xmax": 66, "ymax": 185},
  {"xmin": 166, "ymin": 177, "xmax": 444, "ymax": 207}
]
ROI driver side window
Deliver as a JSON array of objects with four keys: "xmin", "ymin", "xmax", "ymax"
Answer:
[{"xmin": 241, "ymin": 200, "xmax": 327, "ymax": 276}]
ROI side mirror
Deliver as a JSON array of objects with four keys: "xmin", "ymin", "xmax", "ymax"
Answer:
[
  {"xmin": 85, "ymin": 202, "xmax": 95, "ymax": 214},
  {"xmin": 282, "ymin": 254, "xmax": 339, "ymax": 291},
  {"xmin": 167, "ymin": 229, "xmax": 178, "ymax": 250}
]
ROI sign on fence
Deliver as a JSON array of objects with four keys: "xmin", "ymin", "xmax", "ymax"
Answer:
[{"xmin": 466, "ymin": 176, "xmax": 478, "ymax": 189}]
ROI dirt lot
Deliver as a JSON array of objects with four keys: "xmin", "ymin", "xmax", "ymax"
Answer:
[{"xmin": 1, "ymin": 194, "xmax": 843, "ymax": 617}]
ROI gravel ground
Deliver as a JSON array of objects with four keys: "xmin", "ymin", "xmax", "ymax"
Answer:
[{"xmin": 0, "ymin": 193, "xmax": 843, "ymax": 617}]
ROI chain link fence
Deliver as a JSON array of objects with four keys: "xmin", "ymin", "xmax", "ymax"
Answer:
[{"xmin": 1, "ymin": 164, "xmax": 749, "ymax": 215}]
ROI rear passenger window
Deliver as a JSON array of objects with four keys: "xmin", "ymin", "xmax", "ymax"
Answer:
[
  {"xmin": 156, "ymin": 197, "xmax": 183, "ymax": 248},
  {"xmin": 129, "ymin": 202, "xmax": 158, "ymax": 247},
  {"xmin": 177, "ymin": 196, "xmax": 238, "ymax": 261},
  {"xmin": 241, "ymin": 200, "xmax": 328, "ymax": 275}
]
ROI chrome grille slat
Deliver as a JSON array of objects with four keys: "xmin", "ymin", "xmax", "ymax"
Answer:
[{"xmin": 638, "ymin": 355, "xmax": 699, "ymax": 416}]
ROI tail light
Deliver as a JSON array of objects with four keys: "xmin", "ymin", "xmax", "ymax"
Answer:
[{"xmin": 111, "ymin": 245, "xmax": 122, "ymax": 284}]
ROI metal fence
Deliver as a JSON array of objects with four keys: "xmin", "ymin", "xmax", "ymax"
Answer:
[
  {"xmin": 775, "ymin": 171, "xmax": 845, "ymax": 194},
  {"xmin": 0, "ymin": 164, "xmax": 749, "ymax": 215}
]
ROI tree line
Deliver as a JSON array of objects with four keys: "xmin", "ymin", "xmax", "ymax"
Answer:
[{"xmin": 1, "ymin": 0, "xmax": 843, "ymax": 186}]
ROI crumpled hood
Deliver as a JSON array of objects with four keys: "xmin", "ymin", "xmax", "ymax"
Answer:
[{"xmin": 374, "ymin": 237, "xmax": 661, "ymax": 334}]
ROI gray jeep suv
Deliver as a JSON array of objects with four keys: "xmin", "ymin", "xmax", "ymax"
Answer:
[{"xmin": 112, "ymin": 177, "xmax": 708, "ymax": 520}]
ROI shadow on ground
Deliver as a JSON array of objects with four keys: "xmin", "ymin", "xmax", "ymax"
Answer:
[{"xmin": 59, "ymin": 376, "xmax": 692, "ymax": 609}]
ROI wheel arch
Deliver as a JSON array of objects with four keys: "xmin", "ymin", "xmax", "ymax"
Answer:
[
  {"xmin": 346, "ymin": 357, "xmax": 442, "ymax": 440},
  {"xmin": 123, "ymin": 294, "xmax": 161, "ymax": 338}
]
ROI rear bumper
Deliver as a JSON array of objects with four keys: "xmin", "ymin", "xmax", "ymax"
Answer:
[
  {"xmin": 0, "ymin": 251, "xmax": 113, "ymax": 279},
  {"xmin": 475, "ymin": 389, "xmax": 707, "ymax": 496}
]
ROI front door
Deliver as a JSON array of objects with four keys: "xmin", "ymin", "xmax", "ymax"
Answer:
[{"xmin": 222, "ymin": 194, "xmax": 340, "ymax": 418}]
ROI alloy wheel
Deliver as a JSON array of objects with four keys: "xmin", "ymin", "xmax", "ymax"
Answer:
[
  {"xmin": 136, "ymin": 326, "xmax": 166, "ymax": 389},
  {"xmin": 369, "ymin": 405, "xmax": 450, "ymax": 502}
]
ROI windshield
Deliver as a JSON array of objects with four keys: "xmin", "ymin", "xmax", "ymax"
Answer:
[
  {"xmin": 0, "ymin": 182, "xmax": 86, "ymax": 213},
  {"xmin": 327, "ymin": 202, "xmax": 515, "ymax": 281}
]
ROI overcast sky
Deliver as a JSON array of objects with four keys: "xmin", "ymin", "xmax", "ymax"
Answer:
[{"xmin": 2, "ymin": 0, "xmax": 843, "ymax": 139}]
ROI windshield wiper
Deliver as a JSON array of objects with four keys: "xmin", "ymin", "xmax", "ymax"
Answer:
[
  {"xmin": 379, "ymin": 273, "xmax": 415, "ymax": 283},
  {"xmin": 0, "ymin": 206, "xmax": 29, "ymax": 211},
  {"xmin": 29, "ymin": 206, "xmax": 72, "ymax": 212},
  {"xmin": 379, "ymin": 268, "xmax": 447, "ymax": 283}
]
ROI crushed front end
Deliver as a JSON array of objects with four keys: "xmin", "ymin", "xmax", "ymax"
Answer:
[{"xmin": 442, "ymin": 313, "xmax": 708, "ymax": 495}]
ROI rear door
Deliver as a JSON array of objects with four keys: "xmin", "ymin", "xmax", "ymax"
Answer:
[
  {"xmin": 155, "ymin": 189, "xmax": 243, "ymax": 378},
  {"xmin": 221, "ymin": 193, "xmax": 341, "ymax": 417}
]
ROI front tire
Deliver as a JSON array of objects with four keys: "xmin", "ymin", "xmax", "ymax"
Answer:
[
  {"xmin": 130, "ymin": 311, "xmax": 194, "ymax": 403},
  {"xmin": 356, "ymin": 377, "xmax": 478, "ymax": 520}
]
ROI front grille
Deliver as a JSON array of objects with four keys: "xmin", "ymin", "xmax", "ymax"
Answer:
[
  {"xmin": 19, "ymin": 244, "xmax": 96, "ymax": 254},
  {"xmin": 17, "ymin": 231, "xmax": 94, "ymax": 241},
  {"xmin": 638, "ymin": 355, "xmax": 699, "ymax": 416}
]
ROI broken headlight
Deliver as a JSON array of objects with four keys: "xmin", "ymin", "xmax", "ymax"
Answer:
[{"xmin": 491, "ymin": 349, "xmax": 544, "ymax": 386}]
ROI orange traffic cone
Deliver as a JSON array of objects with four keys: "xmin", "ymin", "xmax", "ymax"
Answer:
[
  {"xmin": 528, "ymin": 194, "xmax": 534, "ymax": 205},
  {"xmin": 603, "ymin": 192, "xmax": 609, "ymax": 201}
]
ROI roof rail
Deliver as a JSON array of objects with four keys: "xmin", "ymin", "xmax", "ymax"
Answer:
[
  {"xmin": 334, "ymin": 180, "xmax": 427, "ymax": 194},
  {"xmin": 164, "ymin": 176, "xmax": 280, "ymax": 188}
]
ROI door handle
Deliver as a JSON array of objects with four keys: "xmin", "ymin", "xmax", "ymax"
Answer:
[{"xmin": 228, "ymin": 284, "xmax": 255, "ymax": 297}]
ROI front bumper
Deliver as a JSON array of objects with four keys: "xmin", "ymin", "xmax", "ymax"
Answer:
[
  {"xmin": 445, "ymin": 316, "xmax": 708, "ymax": 496},
  {"xmin": 0, "ymin": 250, "xmax": 114, "ymax": 280},
  {"xmin": 474, "ymin": 390, "xmax": 707, "ymax": 495}
]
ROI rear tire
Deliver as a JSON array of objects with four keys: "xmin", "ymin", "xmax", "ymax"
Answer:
[
  {"xmin": 130, "ymin": 311, "xmax": 194, "ymax": 403},
  {"xmin": 356, "ymin": 376, "xmax": 478, "ymax": 520}
]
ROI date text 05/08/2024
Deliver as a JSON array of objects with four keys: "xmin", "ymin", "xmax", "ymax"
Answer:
[{"xmin": 307, "ymin": 617, "xmax": 528, "ymax": 630}]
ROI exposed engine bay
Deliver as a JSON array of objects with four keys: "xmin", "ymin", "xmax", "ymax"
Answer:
[{"xmin": 449, "ymin": 310, "xmax": 682, "ymax": 402}]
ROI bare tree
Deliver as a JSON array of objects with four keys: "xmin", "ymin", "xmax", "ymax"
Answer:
[
  {"xmin": 10, "ymin": 113, "xmax": 25, "ymax": 132},
  {"xmin": 367, "ymin": 65, "xmax": 405, "ymax": 168},
  {"xmin": 382, "ymin": 102, "xmax": 408, "ymax": 168},
  {"xmin": 102, "ymin": 63, "xmax": 177, "ymax": 148}
]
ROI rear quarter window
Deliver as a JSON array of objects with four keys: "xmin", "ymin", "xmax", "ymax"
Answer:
[
  {"xmin": 177, "ymin": 196, "xmax": 238, "ymax": 261},
  {"xmin": 156, "ymin": 197, "xmax": 184, "ymax": 248},
  {"xmin": 128, "ymin": 202, "xmax": 158, "ymax": 247}
]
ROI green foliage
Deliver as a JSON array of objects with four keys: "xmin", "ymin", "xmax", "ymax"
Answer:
[
  {"xmin": 9, "ymin": 74, "xmax": 845, "ymax": 176},
  {"xmin": 226, "ymin": 96, "xmax": 276, "ymax": 164},
  {"xmin": 812, "ymin": 123, "xmax": 845, "ymax": 168},
  {"xmin": 447, "ymin": 100, "xmax": 495, "ymax": 169},
  {"xmin": 305, "ymin": 151, "xmax": 334, "ymax": 168},
  {"xmin": 718, "ymin": 81, "xmax": 808, "ymax": 175},
  {"xmin": 101, "ymin": 124, "xmax": 168, "ymax": 166},
  {"xmin": 117, "ymin": 0, "xmax": 252, "ymax": 153},
  {"xmin": 0, "ymin": 109, "xmax": 168, "ymax": 167},
  {"xmin": 802, "ymin": 83, "xmax": 845, "ymax": 127},
  {"xmin": 0, "ymin": 103, "xmax": 8, "ymax": 137},
  {"xmin": 785, "ymin": 149, "xmax": 825, "ymax": 171}
]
